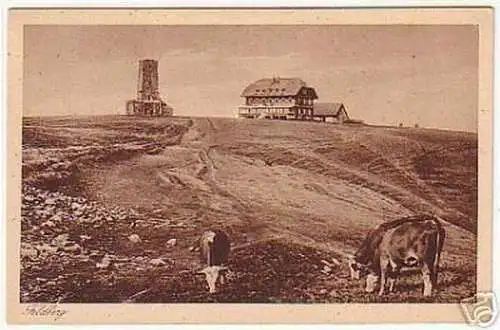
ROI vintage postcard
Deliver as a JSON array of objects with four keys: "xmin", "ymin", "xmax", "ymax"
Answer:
[{"xmin": 6, "ymin": 7, "xmax": 494, "ymax": 325}]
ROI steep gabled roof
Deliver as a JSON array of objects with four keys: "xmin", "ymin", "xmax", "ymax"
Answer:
[
  {"xmin": 241, "ymin": 77, "xmax": 317, "ymax": 98},
  {"xmin": 314, "ymin": 102, "xmax": 348, "ymax": 117}
]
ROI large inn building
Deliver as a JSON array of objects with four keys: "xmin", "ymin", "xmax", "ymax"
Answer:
[{"xmin": 238, "ymin": 77, "xmax": 319, "ymax": 120}]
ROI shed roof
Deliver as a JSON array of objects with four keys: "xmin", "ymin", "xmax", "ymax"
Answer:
[
  {"xmin": 241, "ymin": 77, "xmax": 317, "ymax": 98},
  {"xmin": 313, "ymin": 102, "xmax": 348, "ymax": 117}
]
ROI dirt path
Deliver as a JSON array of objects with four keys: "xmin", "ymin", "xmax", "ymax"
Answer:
[{"xmin": 177, "ymin": 118, "xmax": 474, "ymax": 255}]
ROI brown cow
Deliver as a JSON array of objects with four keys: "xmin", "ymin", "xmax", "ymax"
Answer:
[
  {"xmin": 197, "ymin": 228, "xmax": 231, "ymax": 294},
  {"xmin": 348, "ymin": 214, "xmax": 446, "ymax": 296}
]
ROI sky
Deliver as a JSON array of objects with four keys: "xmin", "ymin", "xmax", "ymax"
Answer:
[{"xmin": 24, "ymin": 25, "xmax": 478, "ymax": 132}]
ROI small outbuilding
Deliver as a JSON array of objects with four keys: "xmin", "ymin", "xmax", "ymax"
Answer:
[{"xmin": 313, "ymin": 102, "xmax": 350, "ymax": 124}]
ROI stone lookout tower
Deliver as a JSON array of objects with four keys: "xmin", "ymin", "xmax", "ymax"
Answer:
[{"xmin": 126, "ymin": 59, "xmax": 173, "ymax": 116}]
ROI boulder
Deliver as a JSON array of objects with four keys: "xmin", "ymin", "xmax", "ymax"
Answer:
[
  {"xmin": 149, "ymin": 258, "xmax": 167, "ymax": 266},
  {"xmin": 51, "ymin": 233, "xmax": 70, "ymax": 249},
  {"xmin": 166, "ymin": 238, "xmax": 177, "ymax": 247},
  {"xmin": 128, "ymin": 234, "xmax": 141, "ymax": 243},
  {"xmin": 96, "ymin": 255, "xmax": 112, "ymax": 269},
  {"xmin": 20, "ymin": 242, "xmax": 39, "ymax": 260}
]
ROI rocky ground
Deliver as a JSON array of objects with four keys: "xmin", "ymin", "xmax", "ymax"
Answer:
[
  {"xmin": 20, "ymin": 184, "xmax": 350, "ymax": 303},
  {"xmin": 19, "ymin": 115, "xmax": 478, "ymax": 303}
]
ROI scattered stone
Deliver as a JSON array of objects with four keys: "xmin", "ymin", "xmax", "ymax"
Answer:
[
  {"xmin": 166, "ymin": 238, "xmax": 177, "ymax": 247},
  {"xmin": 89, "ymin": 254, "xmax": 104, "ymax": 264},
  {"xmin": 63, "ymin": 243, "xmax": 81, "ymax": 254},
  {"xmin": 154, "ymin": 219, "xmax": 171, "ymax": 227},
  {"xmin": 50, "ymin": 213, "xmax": 63, "ymax": 222},
  {"xmin": 20, "ymin": 242, "xmax": 39, "ymax": 260},
  {"xmin": 330, "ymin": 257, "xmax": 341, "ymax": 266},
  {"xmin": 320, "ymin": 259, "xmax": 337, "ymax": 273},
  {"xmin": 188, "ymin": 246, "xmax": 195, "ymax": 252},
  {"xmin": 128, "ymin": 234, "xmax": 141, "ymax": 243},
  {"xmin": 321, "ymin": 265, "xmax": 332, "ymax": 274},
  {"xmin": 75, "ymin": 254, "xmax": 90, "ymax": 262},
  {"xmin": 149, "ymin": 258, "xmax": 167, "ymax": 266},
  {"xmin": 51, "ymin": 234, "xmax": 70, "ymax": 249},
  {"xmin": 96, "ymin": 255, "xmax": 112, "ymax": 269},
  {"xmin": 36, "ymin": 243, "xmax": 58, "ymax": 255},
  {"xmin": 45, "ymin": 198, "xmax": 56, "ymax": 205},
  {"xmin": 41, "ymin": 220, "xmax": 56, "ymax": 228},
  {"xmin": 21, "ymin": 182, "xmax": 198, "ymax": 300},
  {"xmin": 70, "ymin": 202, "xmax": 81, "ymax": 210}
]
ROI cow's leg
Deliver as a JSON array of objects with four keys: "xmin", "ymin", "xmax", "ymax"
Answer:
[
  {"xmin": 219, "ymin": 273, "xmax": 225, "ymax": 285},
  {"xmin": 388, "ymin": 271, "xmax": 399, "ymax": 293},
  {"xmin": 430, "ymin": 259, "xmax": 439, "ymax": 290},
  {"xmin": 422, "ymin": 262, "xmax": 433, "ymax": 297},
  {"xmin": 378, "ymin": 271, "xmax": 386, "ymax": 296},
  {"xmin": 388, "ymin": 261, "xmax": 399, "ymax": 293},
  {"xmin": 365, "ymin": 273, "xmax": 378, "ymax": 293},
  {"xmin": 378, "ymin": 256, "xmax": 389, "ymax": 296},
  {"xmin": 431, "ymin": 269, "xmax": 438, "ymax": 291},
  {"xmin": 387, "ymin": 277, "xmax": 396, "ymax": 293},
  {"xmin": 387, "ymin": 271, "xmax": 398, "ymax": 293}
]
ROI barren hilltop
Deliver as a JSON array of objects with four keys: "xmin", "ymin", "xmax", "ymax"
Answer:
[{"xmin": 21, "ymin": 116, "xmax": 477, "ymax": 303}]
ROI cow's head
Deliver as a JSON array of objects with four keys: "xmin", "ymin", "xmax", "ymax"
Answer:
[
  {"xmin": 204, "ymin": 231, "xmax": 216, "ymax": 244},
  {"xmin": 347, "ymin": 255, "xmax": 369, "ymax": 280},
  {"xmin": 197, "ymin": 266, "xmax": 228, "ymax": 294}
]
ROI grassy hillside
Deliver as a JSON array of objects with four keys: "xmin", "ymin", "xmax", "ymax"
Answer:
[{"xmin": 20, "ymin": 116, "xmax": 477, "ymax": 303}]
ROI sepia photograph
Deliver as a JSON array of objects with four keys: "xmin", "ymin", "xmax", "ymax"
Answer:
[{"xmin": 6, "ymin": 7, "xmax": 494, "ymax": 325}]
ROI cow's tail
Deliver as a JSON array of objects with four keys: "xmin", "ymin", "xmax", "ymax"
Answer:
[{"xmin": 431, "ymin": 215, "xmax": 446, "ymax": 275}]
